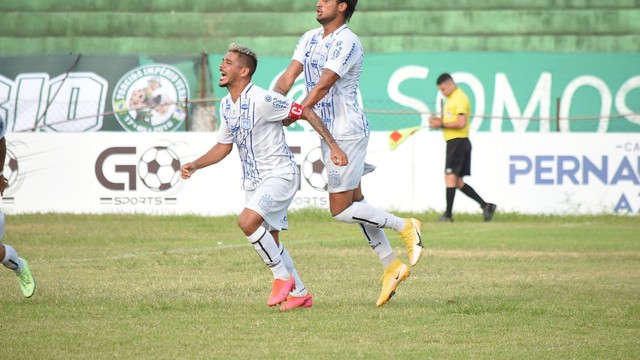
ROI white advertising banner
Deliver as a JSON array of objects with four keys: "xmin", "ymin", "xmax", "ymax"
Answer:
[{"xmin": 2, "ymin": 132, "xmax": 639, "ymax": 216}]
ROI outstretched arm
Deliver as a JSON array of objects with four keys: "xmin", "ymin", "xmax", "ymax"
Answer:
[{"xmin": 181, "ymin": 142, "xmax": 233, "ymax": 179}]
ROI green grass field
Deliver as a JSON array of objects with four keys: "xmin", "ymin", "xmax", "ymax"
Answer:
[{"xmin": 1, "ymin": 210, "xmax": 638, "ymax": 359}]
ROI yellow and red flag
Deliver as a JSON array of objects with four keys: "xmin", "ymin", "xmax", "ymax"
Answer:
[{"xmin": 388, "ymin": 126, "xmax": 421, "ymax": 151}]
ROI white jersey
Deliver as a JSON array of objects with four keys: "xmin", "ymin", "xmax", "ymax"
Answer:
[
  {"xmin": 218, "ymin": 83, "xmax": 300, "ymax": 190},
  {"xmin": 292, "ymin": 24, "xmax": 369, "ymax": 140}
]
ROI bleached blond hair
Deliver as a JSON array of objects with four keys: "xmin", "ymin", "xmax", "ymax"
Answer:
[{"xmin": 228, "ymin": 43, "xmax": 258, "ymax": 76}]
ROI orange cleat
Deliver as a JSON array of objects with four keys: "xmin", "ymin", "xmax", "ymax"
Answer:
[
  {"xmin": 267, "ymin": 277, "xmax": 295, "ymax": 306},
  {"xmin": 279, "ymin": 293, "xmax": 313, "ymax": 311}
]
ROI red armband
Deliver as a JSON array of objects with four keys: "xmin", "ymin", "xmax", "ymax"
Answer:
[{"xmin": 288, "ymin": 103, "xmax": 304, "ymax": 120}]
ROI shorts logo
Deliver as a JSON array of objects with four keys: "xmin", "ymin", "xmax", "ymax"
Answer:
[
  {"xmin": 328, "ymin": 170, "xmax": 341, "ymax": 188},
  {"xmin": 112, "ymin": 64, "xmax": 190, "ymax": 132},
  {"xmin": 259, "ymin": 194, "xmax": 273, "ymax": 211}
]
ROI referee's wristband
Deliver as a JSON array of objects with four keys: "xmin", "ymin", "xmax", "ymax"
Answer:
[
  {"xmin": 440, "ymin": 123, "xmax": 445, "ymax": 129},
  {"xmin": 0, "ymin": 171, "xmax": 3, "ymax": 176}
]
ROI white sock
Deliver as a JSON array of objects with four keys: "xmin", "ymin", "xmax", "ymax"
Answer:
[
  {"xmin": 279, "ymin": 244, "xmax": 308, "ymax": 297},
  {"xmin": 334, "ymin": 201, "xmax": 406, "ymax": 231},
  {"xmin": 2, "ymin": 244, "xmax": 23, "ymax": 274},
  {"xmin": 247, "ymin": 227, "xmax": 289, "ymax": 280},
  {"xmin": 358, "ymin": 223, "xmax": 397, "ymax": 268}
]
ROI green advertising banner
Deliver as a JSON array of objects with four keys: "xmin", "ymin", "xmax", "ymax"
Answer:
[
  {"xmin": 251, "ymin": 53, "xmax": 640, "ymax": 133},
  {"xmin": 0, "ymin": 54, "xmax": 205, "ymax": 132},
  {"xmin": 1, "ymin": 53, "xmax": 638, "ymax": 132}
]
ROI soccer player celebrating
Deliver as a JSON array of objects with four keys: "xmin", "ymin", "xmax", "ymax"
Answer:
[
  {"xmin": 181, "ymin": 43, "xmax": 347, "ymax": 310},
  {"xmin": 274, "ymin": 0, "xmax": 424, "ymax": 307},
  {"xmin": 0, "ymin": 114, "xmax": 35, "ymax": 298}
]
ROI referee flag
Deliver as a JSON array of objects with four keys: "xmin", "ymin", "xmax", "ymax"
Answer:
[{"xmin": 389, "ymin": 126, "xmax": 421, "ymax": 151}]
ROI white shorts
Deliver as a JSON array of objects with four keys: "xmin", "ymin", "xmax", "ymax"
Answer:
[
  {"xmin": 321, "ymin": 136, "xmax": 375, "ymax": 193},
  {"xmin": 245, "ymin": 173, "xmax": 300, "ymax": 231}
]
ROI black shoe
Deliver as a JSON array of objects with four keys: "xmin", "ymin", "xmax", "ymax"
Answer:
[
  {"xmin": 483, "ymin": 203, "xmax": 497, "ymax": 222},
  {"xmin": 438, "ymin": 213, "xmax": 453, "ymax": 222}
]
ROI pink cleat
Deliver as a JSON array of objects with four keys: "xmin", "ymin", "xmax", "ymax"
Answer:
[
  {"xmin": 279, "ymin": 293, "xmax": 313, "ymax": 311},
  {"xmin": 267, "ymin": 277, "xmax": 295, "ymax": 306}
]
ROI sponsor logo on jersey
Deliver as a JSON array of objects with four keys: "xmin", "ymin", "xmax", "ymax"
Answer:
[{"xmin": 272, "ymin": 99, "xmax": 289, "ymax": 110}]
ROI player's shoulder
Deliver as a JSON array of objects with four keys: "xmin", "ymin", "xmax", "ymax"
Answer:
[
  {"xmin": 335, "ymin": 25, "xmax": 361, "ymax": 43},
  {"xmin": 246, "ymin": 83, "xmax": 272, "ymax": 100},
  {"xmin": 220, "ymin": 93, "xmax": 232, "ymax": 104},
  {"xmin": 453, "ymin": 87, "xmax": 470, "ymax": 102},
  {"xmin": 248, "ymin": 85, "xmax": 290, "ymax": 107}
]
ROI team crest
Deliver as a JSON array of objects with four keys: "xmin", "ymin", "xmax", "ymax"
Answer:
[
  {"xmin": 328, "ymin": 170, "xmax": 341, "ymax": 188},
  {"xmin": 240, "ymin": 116, "xmax": 251, "ymax": 130},
  {"xmin": 259, "ymin": 194, "xmax": 273, "ymax": 211},
  {"xmin": 112, "ymin": 64, "xmax": 190, "ymax": 132}
]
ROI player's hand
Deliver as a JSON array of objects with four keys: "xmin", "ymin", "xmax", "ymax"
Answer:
[
  {"xmin": 181, "ymin": 163, "xmax": 197, "ymax": 179},
  {"xmin": 282, "ymin": 118, "xmax": 297, "ymax": 127},
  {"xmin": 330, "ymin": 146, "xmax": 348, "ymax": 167}
]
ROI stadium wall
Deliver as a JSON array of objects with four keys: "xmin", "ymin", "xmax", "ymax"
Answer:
[
  {"xmin": 4, "ymin": 131, "xmax": 639, "ymax": 216},
  {"xmin": 1, "ymin": 53, "xmax": 639, "ymax": 133}
]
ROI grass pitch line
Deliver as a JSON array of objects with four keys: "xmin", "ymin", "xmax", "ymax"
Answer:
[
  {"xmin": 43, "ymin": 239, "xmax": 318, "ymax": 264},
  {"xmin": 43, "ymin": 244, "xmax": 249, "ymax": 264}
]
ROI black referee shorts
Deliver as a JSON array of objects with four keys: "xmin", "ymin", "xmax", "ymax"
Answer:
[{"xmin": 445, "ymin": 137, "xmax": 472, "ymax": 177}]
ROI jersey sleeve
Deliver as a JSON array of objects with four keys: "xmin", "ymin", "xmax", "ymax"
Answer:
[
  {"xmin": 454, "ymin": 94, "xmax": 471, "ymax": 116},
  {"xmin": 322, "ymin": 37, "xmax": 362, "ymax": 78},
  {"xmin": 259, "ymin": 91, "xmax": 303, "ymax": 122},
  {"xmin": 292, "ymin": 34, "xmax": 307, "ymax": 64}
]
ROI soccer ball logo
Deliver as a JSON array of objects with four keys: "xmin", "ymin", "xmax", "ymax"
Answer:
[
  {"xmin": 138, "ymin": 146, "xmax": 181, "ymax": 191},
  {"xmin": 3, "ymin": 148, "xmax": 23, "ymax": 195},
  {"xmin": 302, "ymin": 147, "xmax": 327, "ymax": 191},
  {"xmin": 4, "ymin": 149, "xmax": 19, "ymax": 185}
]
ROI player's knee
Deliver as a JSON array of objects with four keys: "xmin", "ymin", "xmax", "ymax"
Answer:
[
  {"xmin": 237, "ymin": 216, "xmax": 257, "ymax": 237},
  {"xmin": 333, "ymin": 203, "xmax": 357, "ymax": 223}
]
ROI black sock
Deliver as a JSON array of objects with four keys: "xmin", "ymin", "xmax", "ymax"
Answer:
[
  {"xmin": 460, "ymin": 184, "xmax": 486, "ymax": 208},
  {"xmin": 445, "ymin": 187, "xmax": 456, "ymax": 216}
]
